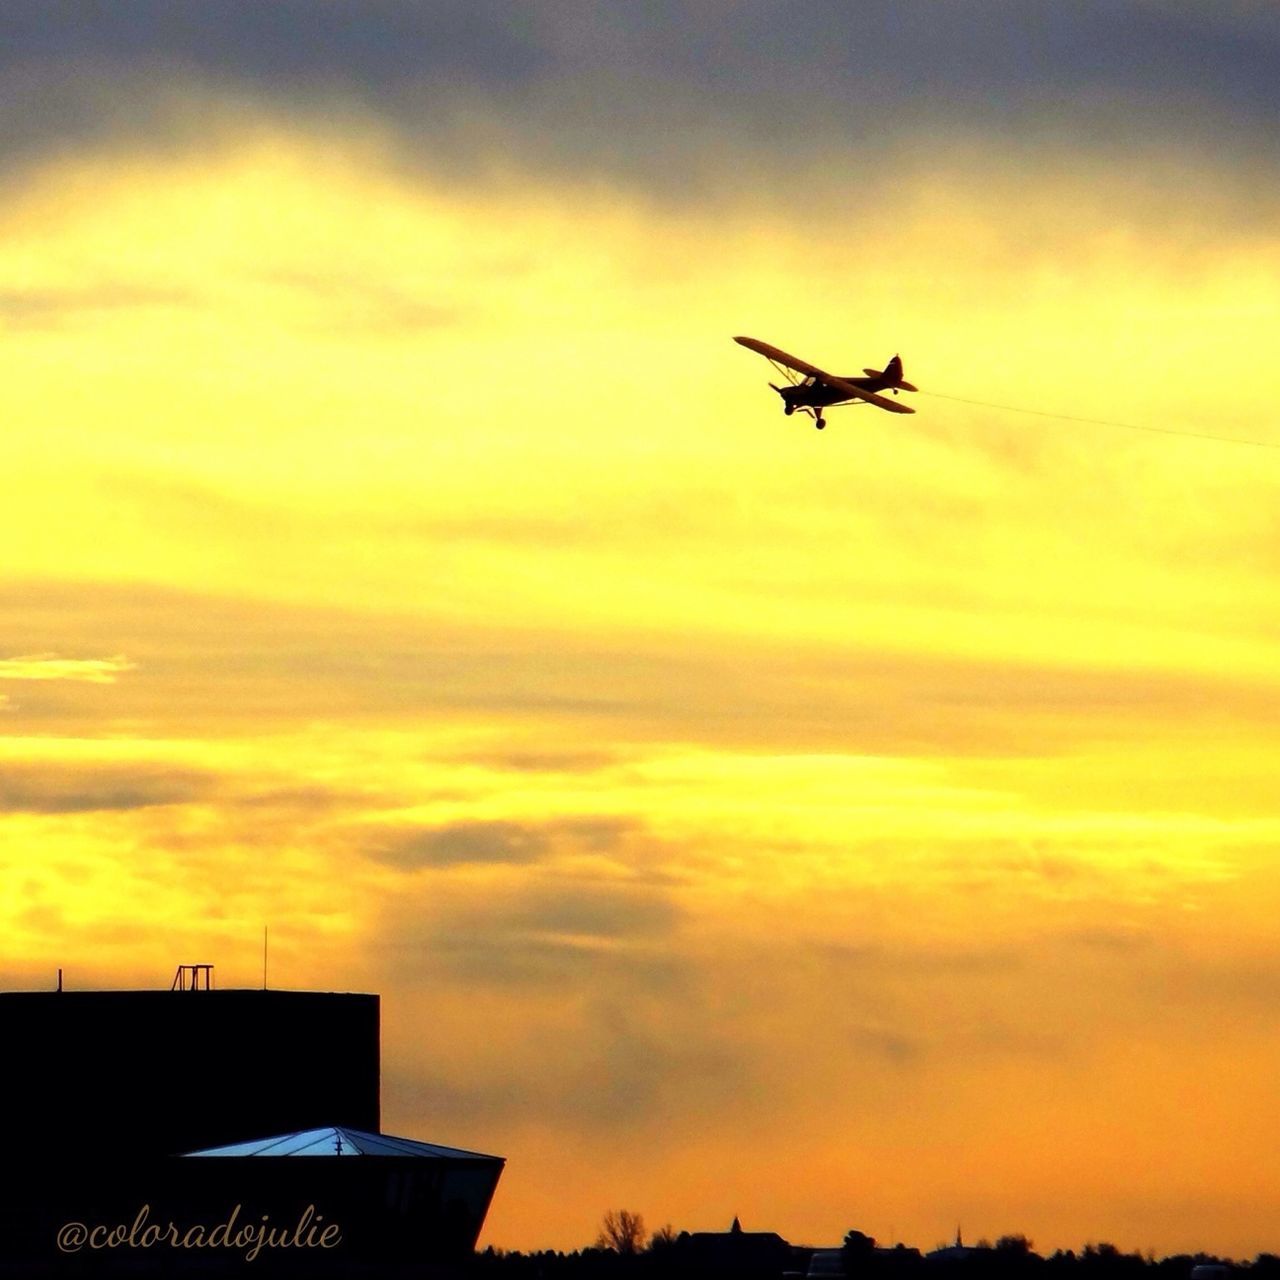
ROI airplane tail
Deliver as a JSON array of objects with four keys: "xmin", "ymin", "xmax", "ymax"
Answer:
[
  {"xmin": 885, "ymin": 354, "xmax": 917, "ymax": 393},
  {"xmin": 861, "ymin": 355, "xmax": 918, "ymax": 393}
]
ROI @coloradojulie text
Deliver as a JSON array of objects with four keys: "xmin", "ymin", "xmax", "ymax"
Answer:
[{"xmin": 56, "ymin": 1203, "xmax": 341, "ymax": 1262}]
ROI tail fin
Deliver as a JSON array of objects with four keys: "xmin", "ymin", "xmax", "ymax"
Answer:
[
  {"xmin": 860, "ymin": 355, "xmax": 918, "ymax": 392},
  {"xmin": 887, "ymin": 354, "xmax": 918, "ymax": 393}
]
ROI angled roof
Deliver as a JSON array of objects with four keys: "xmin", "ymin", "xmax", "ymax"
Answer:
[{"xmin": 182, "ymin": 1126, "xmax": 502, "ymax": 1161}]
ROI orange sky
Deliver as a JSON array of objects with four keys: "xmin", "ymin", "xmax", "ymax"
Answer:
[{"xmin": 4, "ymin": 20, "xmax": 1280, "ymax": 1259}]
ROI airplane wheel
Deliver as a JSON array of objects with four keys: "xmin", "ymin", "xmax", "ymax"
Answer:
[{"xmin": 815, "ymin": 419, "xmax": 826, "ymax": 430}]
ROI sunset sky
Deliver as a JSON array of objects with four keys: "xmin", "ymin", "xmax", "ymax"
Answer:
[{"xmin": 4, "ymin": 0, "xmax": 1280, "ymax": 1259}]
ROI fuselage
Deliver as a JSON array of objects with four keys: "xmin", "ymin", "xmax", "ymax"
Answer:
[{"xmin": 781, "ymin": 371, "xmax": 894, "ymax": 410}]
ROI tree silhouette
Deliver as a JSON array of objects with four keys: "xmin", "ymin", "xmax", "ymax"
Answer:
[
  {"xmin": 597, "ymin": 1210, "xmax": 647, "ymax": 1255},
  {"xmin": 997, "ymin": 1238, "xmax": 1034, "ymax": 1256},
  {"xmin": 463, "ymin": 1217, "xmax": 1252, "ymax": 1280},
  {"xmin": 649, "ymin": 1224, "xmax": 678, "ymax": 1252},
  {"xmin": 842, "ymin": 1231, "xmax": 878, "ymax": 1272}
]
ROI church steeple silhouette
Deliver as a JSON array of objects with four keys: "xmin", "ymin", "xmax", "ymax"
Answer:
[{"xmin": 731, "ymin": 1217, "xmax": 742, "ymax": 1234}]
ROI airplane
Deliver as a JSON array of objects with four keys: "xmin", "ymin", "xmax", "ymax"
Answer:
[{"xmin": 734, "ymin": 335, "xmax": 917, "ymax": 429}]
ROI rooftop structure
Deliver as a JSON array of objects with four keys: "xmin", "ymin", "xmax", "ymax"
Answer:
[{"xmin": 186, "ymin": 1125, "xmax": 501, "ymax": 1161}]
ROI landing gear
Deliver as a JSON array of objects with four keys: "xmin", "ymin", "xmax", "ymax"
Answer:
[
  {"xmin": 815, "ymin": 417, "xmax": 826, "ymax": 430},
  {"xmin": 784, "ymin": 404, "xmax": 794, "ymax": 416}
]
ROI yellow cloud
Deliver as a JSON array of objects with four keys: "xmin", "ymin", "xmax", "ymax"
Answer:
[{"xmin": 0, "ymin": 653, "xmax": 135, "ymax": 682}]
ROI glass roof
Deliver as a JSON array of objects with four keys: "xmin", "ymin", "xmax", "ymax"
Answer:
[{"xmin": 183, "ymin": 1126, "xmax": 502, "ymax": 1160}]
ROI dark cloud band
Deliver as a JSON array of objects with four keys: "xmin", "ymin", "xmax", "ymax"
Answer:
[
  {"xmin": 4, "ymin": 2, "xmax": 1280, "ymax": 189},
  {"xmin": 0, "ymin": 762, "xmax": 215, "ymax": 813}
]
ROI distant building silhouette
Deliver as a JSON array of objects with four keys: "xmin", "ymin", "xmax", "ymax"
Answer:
[
  {"xmin": 677, "ymin": 1218, "xmax": 797, "ymax": 1278},
  {"xmin": 928, "ymin": 1230, "xmax": 976, "ymax": 1263}
]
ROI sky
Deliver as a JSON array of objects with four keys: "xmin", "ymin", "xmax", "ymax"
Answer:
[{"xmin": 3, "ymin": 0, "xmax": 1280, "ymax": 1259}]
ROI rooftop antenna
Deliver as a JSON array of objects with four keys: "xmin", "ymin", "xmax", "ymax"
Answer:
[
  {"xmin": 171, "ymin": 964, "xmax": 213, "ymax": 991},
  {"xmin": 57, "ymin": 967, "xmax": 62, "ymax": 992},
  {"xmin": 263, "ymin": 926, "xmax": 268, "ymax": 990}
]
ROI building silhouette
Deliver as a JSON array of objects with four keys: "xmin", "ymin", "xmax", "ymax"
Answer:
[
  {"xmin": 675, "ymin": 1217, "xmax": 798, "ymax": 1278},
  {"xmin": 0, "ymin": 969, "xmax": 503, "ymax": 1276},
  {"xmin": 2, "ymin": 984, "xmax": 380, "ymax": 1155}
]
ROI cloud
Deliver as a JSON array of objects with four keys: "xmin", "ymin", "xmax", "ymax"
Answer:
[
  {"xmin": 258, "ymin": 269, "xmax": 465, "ymax": 336},
  {"xmin": 1059, "ymin": 925, "xmax": 1155, "ymax": 954},
  {"xmin": 465, "ymin": 748, "xmax": 622, "ymax": 775},
  {"xmin": 2, "ymin": 578, "xmax": 1278, "ymax": 762},
  {"xmin": 376, "ymin": 886, "xmax": 763, "ymax": 1140},
  {"xmin": 0, "ymin": 284, "xmax": 193, "ymax": 328},
  {"xmin": 383, "ymin": 992, "xmax": 748, "ymax": 1136},
  {"xmin": 372, "ymin": 820, "xmax": 555, "ymax": 868},
  {"xmin": 499, "ymin": 881, "xmax": 679, "ymax": 940},
  {"xmin": 0, "ymin": 2, "xmax": 548, "ymax": 95},
  {"xmin": 422, "ymin": 931, "xmax": 682, "ymax": 992},
  {"xmin": 4, "ymin": 2, "xmax": 1280, "ymax": 198},
  {"xmin": 0, "ymin": 653, "xmax": 135, "ymax": 683},
  {"xmin": 0, "ymin": 762, "xmax": 215, "ymax": 813},
  {"xmin": 229, "ymin": 783, "xmax": 368, "ymax": 814},
  {"xmin": 377, "ymin": 873, "xmax": 683, "ymax": 990},
  {"xmin": 845, "ymin": 1023, "xmax": 926, "ymax": 1067},
  {"xmin": 369, "ymin": 816, "xmax": 638, "ymax": 869}
]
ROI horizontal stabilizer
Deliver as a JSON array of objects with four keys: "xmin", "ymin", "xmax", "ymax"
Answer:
[{"xmin": 866, "ymin": 367, "xmax": 917, "ymax": 393}]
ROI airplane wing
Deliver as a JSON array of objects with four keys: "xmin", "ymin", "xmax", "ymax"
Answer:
[
  {"xmin": 734, "ymin": 336, "xmax": 826, "ymax": 379},
  {"xmin": 734, "ymin": 336, "xmax": 915, "ymax": 415}
]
